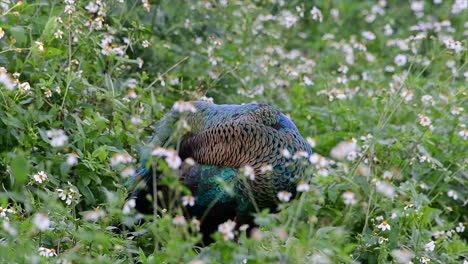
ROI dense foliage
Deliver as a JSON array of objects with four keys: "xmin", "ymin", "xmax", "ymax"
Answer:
[{"xmin": 0, "ymin": 0, "xmax": 466, "ymax": 263}]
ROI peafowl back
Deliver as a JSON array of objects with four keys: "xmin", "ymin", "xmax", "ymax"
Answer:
[{"xmin": 129, "ymin": 101, "xmax": 313, "ymax": 243}]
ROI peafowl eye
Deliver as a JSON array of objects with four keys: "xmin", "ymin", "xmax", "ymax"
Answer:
[{"xmin": 127, "ymin": 101, "xmax": 313, "ymax": 245}]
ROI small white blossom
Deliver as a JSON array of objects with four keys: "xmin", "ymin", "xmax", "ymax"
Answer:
[
  {"xmin": 110, "ymin": 153, "xmax": 134, "ymax": 166},
  {"xmin": 218, "ymin": 219, "xmax": 236, "ymax": 240},
  {"xmin": 277, "ymin": 191, "xmax": 292, "ymax": 202},
  {"xmin": 383, "ymin": 170, "xmax": 393, "ymax": 180},
  {"xmin": 455, "ymin": 222, "xmax": 465, "ymax": 233},
  {"xmin": 172, "ymin": 100, "xmax": 197, "ymax": 113},
  {"xmin": 296, "ymin": 181, "xmax": 310, "ymax": 192},
  {"xmin": 2, "ymin": 220, "xmax": 17, "ymax": 236},
  {"xmin": 310, "ymin": 6, "xmax": 323, "ymax": 22},
  {"xmin": 54, "ymin": 30, "xmax": 64, "ymax": 39},
  {"xmin": 424, "ymin": 240, "xmax": 435, "ymax": 252},
  {"xmin": 46, "ymin": 129, "xmax": 68, "ymax": 147},
  {"xmin": 375, "ymin": 181, "xmax": 395, "ymax": 198},
  {"xmin": 342, "ymin": 191, "xmax": 357, "ymax": 205},
  {"xmin": 394, "ymin": 54, "xmax": 407, "ymax": 66},
  {"xmin": 244, "ymin": 165, "xmax": 255, "ymax": 180},
  {"xmin": 447, "ymin": 190, "xmax": 458, "ymax": 200},
  {"xmin": 122, "ymin": 199, "xmax": 136, "ymax": 214},
  {"xmin": 66, "ymin": 153, "xmax": 78, "ymax": 166},
  {"xmin": 377, "ymin": 220, "xmax": 391, "ymax": 231},
  {"xmin": 281, "ymin": 149, "xmax": 291, "ymax": 158},
  {"xmin": 459, "ymin": 128, "xmax": 468, "ymax": 140},
  {"xmin": 172, "ymin": 215, "xmax": 186, "ymax": 225},
  {"xmin": 182, "ymin": 195, "xmax": 195, "ymax": 207},
  {"xmin": 450, "ymin": 106, "xmax": 463, "ymax": 115},
  {"xmin": 418, "ymin": 114, "xmax": 432, "ymax": 127},
  {"xmin": 330, "ymin": 139, "xmax": 357, "ymax": 160},
  {"xmin": 83, "ymin": 208, "xmax": 106, "ymax": 221},
  {"xmin": 306, "ymin": 137, "xmax": 316, "ymax": 148},
  {"xmin": 38, "ymin": 247, "xmax": 57, "ymax": 257},
  {"xmin": 420, "ymin": 256, "xmax": 430, "ymax": 264},
  {"xmin": 391, "ymin": 249, "xmax": 414, "ymax": 264},
  {"xmin": 33, "ymin": 213, "xmax": 51, "ymax": 231},
  {"xmin": 33, "ymin": 171, "xmax": 48, "ymax": 184},
  {"xmin": 121, "ymin": 166, "xmax": 136, "ymax": 178},
  {"xmin": 142, "ymin": 40, "xmax": 152, "ymax": 48},
  {"xmin": 260, "ymin": 164, "xmax": 273, "ymax": 173}
]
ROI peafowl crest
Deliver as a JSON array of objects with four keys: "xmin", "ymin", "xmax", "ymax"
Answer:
[{"xmin": 128, "ymin": 101, "xmax": 313, "ymax": 243}]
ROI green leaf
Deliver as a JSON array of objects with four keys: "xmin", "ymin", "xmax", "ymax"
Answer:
[
  {"xmin": 10, "ymin": 26, "xmax": 28, "ymax": 46},
  {"xmin": 10, "ymin": 154, "xmax": 29, "ymax": 188}
]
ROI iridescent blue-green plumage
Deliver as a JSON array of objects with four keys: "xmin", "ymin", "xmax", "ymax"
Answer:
[{"xmin": 129, "ymin": 101, "xmax": 312, "ymax": 243}]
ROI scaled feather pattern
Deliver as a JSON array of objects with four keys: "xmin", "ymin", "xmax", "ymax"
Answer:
[{"xmin": 129, "ymin": 101, "xmax": 313, "ymax": 242}]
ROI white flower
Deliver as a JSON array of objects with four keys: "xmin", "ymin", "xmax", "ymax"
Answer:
[
  {"xmin": 110, "ymin": 153, "xmax": 134, "ymax": 166},
  {"xmin": 277, "ymin": 191, "xmax": 292, "ymax": 202},
  {"xmin": 306, "ymin": 137, "xmax": 316, "ymax": 148},
  {"xmin": 421, "ymin": 95, "xmax": 434, "ymax": 106},
  {"xmin": 46, "ymin": 129, "xmax": 68, "ymax": 147},
  {"xmin": 172, "ymin": 215, "xmax": 186, "ymax": 225},
  {"xmin": 83, "ymin": 208, "xmax": 106, "ymax": 221},
  {"xmin": 165, "ymin": 151, "xmax": 182, "ymax": 169},
  {"xmin": 362, "ymin": 31, "xmax": 376, "ymax": 40},
  {"xmin": 122, "ymin": 199, "xmax": 136, "ymax": 214},
  {"xmin": 342, "ymin": 191, "xmax": 357, "ymax": 205},
  {"xmin": 377, "ymin": 220, "xmax": 391, "ymax": 231},
  {"xmin": 383, "ymin": 170, "xmax": 393, "ymax": 180},
  {"xmin": 293, "ymin": 150, "xmax": 309, "ymax": 160},
  {"xmin": 452, "ymin": 0, "xmax": 468, "ymax": 14},
  {"xmin": 66, "ymin": 153, "xmax": 78, "ymax": 166},
  {"xmin": 459, "ymin": 128, "xmax": 468, "ymax": 140},
  {"xmin": 447, "ymin": 190, "xmax": 458, "ymax": 200},
  {"xmin": 455, "ymin": 222, "xmax": 465, "ymax": 233},
  {"xmin": 281, "ymin": 149, "xmax": 291, "ymax": 159},
  {"xmin": 346, "ymin": 151, "xmax": 357, "ymax": 161},
  {"xmin": 279, "ymin": 10, "xmax": 298, "ymax": 28},
  {"xmin": 56, "ymin": 183, "xmax": 81, "ymax": 205},
  {"xmin": 418, "ymin": 114, "xmax": 431, "ymax": 127},
  {"xmin": 2, "ymin": 220, "xmax": 17, "ymax": 236},
  {"xmin": 330, "ymin": 139, "xmax": 357, "ymax": 160},
  {"xmin": 142, "ymin": 40, "xmax": 152, "ymax": 48},
  {"xmin": 33, "ymin": 171, "xmax": 48, "ymax": 184},
  {"xmin": 303, "ymin": 76, "xmax": 314, "ymax": 86},
  {"xmin": 218, "ymin": 219, "xmax": 236, "ymax": 240},
  {"xmin": 411, "ymin": 1, "xmax": 424, "ymax": 13},
  {"xmin": 0, "ymin": 207, "xmax": 6, "ymax": 218},
  {"xmin": 35, "ymin": 41, "xmax": 45, "ymax": 52},
  {"xmin": 450, "ymin": 106, "xmax": 463, "ymax": 115},
  {"xmin": 0, "ymin": 68, "xmax": 15, "ymax": 90},
  {"xmin": 375, "ymin": 181, "xmax": 395, "ymax": 198},
  {"xmin": 424, "ymin": 240, "xmax": 435, "ymax": 252},
  {"xmin": 54, "ymin": 30, "xmax": 63, "ymax": 39},
  {"xmin": 310, "ymin": 6, "xmax": 323, "ymax": 22},
  {"xmin": 182, "ymin": 195, "xmax": 195, "ymax": 207},
  {"xmin": 38, "ymin": 247, "xmax": 57, "ymax": 257},
  {"xmin": 172, "ymin": 100, "xmax": 197, "ymax": 113},
  {"xmin": 121, "ymin": 166, "xmax": 136, "ymax": 178},
  {"xmin": 33, "ymin": 213, "xmax": 51, "ymax": 231},
  {"xmin": 420, "ymin": 256, "xmax": 430, "ymax": 264},
  {"xmin": 244, "ymin": 165, "xmax": 255, "ymax": 180},
  {"xmin": 401, "ymin": 89, "xmax": 414, "ymax": 101},
  {"xmin": 296, "ymin": 181, "xmax": 310, "ymax": 192},
  {"xmin": 260, "ymin": 164, "xmax": 273, "ymax": 173},
  {"xmin": 0, "ymin": 28, "xmax": 4, "ymax": 39},
  {"xmin": 394, "ymin": 54, "xmax": 407, "ymax": 66},
  {"xmin": 391, "ymin": 249, "xmax": 414, "ymax": 264}
]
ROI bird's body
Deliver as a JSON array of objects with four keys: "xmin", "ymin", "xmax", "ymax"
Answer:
[{"xmin": 129, "ymin": 101, "xmax": 312, "ymax": 243}]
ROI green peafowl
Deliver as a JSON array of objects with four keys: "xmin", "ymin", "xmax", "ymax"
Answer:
[{"xmin": 128, "ymin": 101, "xmax": 312, "ymax": 244}]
